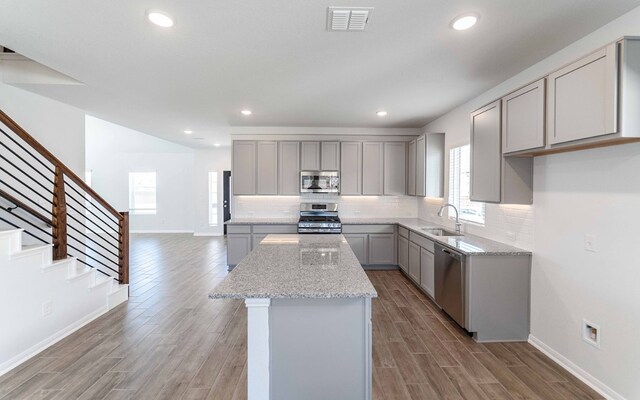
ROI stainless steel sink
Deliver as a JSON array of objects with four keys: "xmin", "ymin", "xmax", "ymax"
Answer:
[{"xmin": 421, "ymin": 227, "xmax": 463, "ymax": 237}]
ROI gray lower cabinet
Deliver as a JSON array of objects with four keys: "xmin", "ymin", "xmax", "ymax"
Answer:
[
  {"xmin": 407, "ymin": 140, "xmax": 416, "ymax": 196},
  {"xmin": 362, "ymin": 142, "xmax": 384, "ymax": 195},
  {"xmin": 227, "ymin": 234, "xmax": 251, "ymax": 266},
  {"xmin": 397, "ymin": 235, "xmax": 409, "ymax": 273},
  {"xmin": 256, "ymin": 141, "xmax": 278, "ymax": 195},
  {"xmin": 321, "ymin": 142, "xmax": 340, "ymax": 170},
  {"xmin": 301, "ymin": 142, "xmax": 321, "ymax": 171},
  {"xmin": 383, "ymin": 142, "xmax": 406, "ymax": 195},
  {"xmin": 340, "ymin": 142, "xmax": 362, "ymax": 195},
  {"xmin": 252, "ymin": 233, "xmax": 268, "ymax": 250},
  {"xmin": 368, "ymin": 234, "xmax": 395, "ymax": 265},
  {"xmin": 232, "ymin": 141, "xmax": 256, "ymax": 195},
  {"xmin": 470, "ymin": 101, "xmax": 502, "ymax": 203},
  {"xmin": 278, "ymin": 141, "xmax": 300, "ymax": 195},
  {"xmin": 343, "ymin": 234, "xmax": 368, "ymax": 265},
  {"xmin": 408, "ymin": 241, "xmax": 421, "ymax": 283},
  {"xmin": 419, "ymin": 248, "xmax": 435, "ymax": 298}
]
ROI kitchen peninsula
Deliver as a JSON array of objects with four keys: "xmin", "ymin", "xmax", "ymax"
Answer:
[{"xmin": 210, "ymin": 234, "xmax": 377, "ymax": 400}]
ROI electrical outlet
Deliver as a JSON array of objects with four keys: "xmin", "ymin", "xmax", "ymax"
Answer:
[
  {"xmin": 584, "ymin": 234, "xmax": 597, "ymax": 252},
  {"xmin": 42, "ymin": 301, "xmax": 52, "ymax": 317},
  {"xmin": 582, "ymin": 319, "xmax": 601, "ymax": 348}
]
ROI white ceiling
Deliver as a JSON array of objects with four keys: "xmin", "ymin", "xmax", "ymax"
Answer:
[{"xmin": 1, "ymin": 0, "xmax": 639, "ymax": 148}]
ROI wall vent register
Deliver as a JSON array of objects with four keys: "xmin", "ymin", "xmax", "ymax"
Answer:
[{"xmin": 327, "ymin": 7, "xmax": 374, "ymax": 31}]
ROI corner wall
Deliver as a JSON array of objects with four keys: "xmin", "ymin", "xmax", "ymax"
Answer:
[{"xmin": 420, "ymin": 5, "xmax": 640, "ymax": 399}]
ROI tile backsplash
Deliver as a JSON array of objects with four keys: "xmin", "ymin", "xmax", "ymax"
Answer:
[
  {"xmin": 418, "ymin": 198, "xmax": 534, "ymax": 250},
  {"xmin": 233, "ymin": 195, "xmax": 420, "ymax": 219}
]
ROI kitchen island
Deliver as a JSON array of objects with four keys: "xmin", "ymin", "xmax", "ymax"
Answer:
[{"xmin": 210, "ymin": 234, "xmax": 377, "ymax": 400}]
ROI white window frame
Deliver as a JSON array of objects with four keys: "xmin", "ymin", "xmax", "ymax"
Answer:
[
  {"xmin": 448, "ymin": 144, "xmax": 485, "ymax": 225},
  {"xmin": 129, "ymin": 172, "xmax": 157, "ymax": 215},
  {"xmin": 208, "ymin": 171, "xmax": 219, "ymax": 226}
]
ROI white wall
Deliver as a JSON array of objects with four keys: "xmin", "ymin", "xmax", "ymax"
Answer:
[
  {"xmin": 421, "ymin": 5, "xmax": 640, "ymax": 399},
  {"xmin": 86, "ymin": 116, "xmax": 195, "ymax": 232},
  {"xmin": 193, "ymin": 149, "xmax": 231, "ymax": 236}
]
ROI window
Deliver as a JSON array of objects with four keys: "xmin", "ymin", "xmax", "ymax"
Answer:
[
  {"xmin": 129, "ymin": 172, "xmax": 157, "ymax": 214},
  {"xmin": 449, "ymin": 145, "xmax": 485, "ymax": 224},
  {"xmin": 208, "ymin": 172, "xmax": 218, "ymax": 226}
]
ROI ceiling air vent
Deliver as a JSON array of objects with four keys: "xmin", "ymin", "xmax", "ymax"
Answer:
[{"xmin": 327, "ymin": 7, "xmax": 374, "ymax": 32}]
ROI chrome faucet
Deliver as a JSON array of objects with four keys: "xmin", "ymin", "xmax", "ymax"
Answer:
[{"xmin": 437, "ymin": 203, "xmax": 462, "ymax": 234}]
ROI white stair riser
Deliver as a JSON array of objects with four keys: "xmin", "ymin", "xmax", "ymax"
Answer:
[{"xmin": 0, "ymin": 230, "xmax": 23, "ymax": 256}]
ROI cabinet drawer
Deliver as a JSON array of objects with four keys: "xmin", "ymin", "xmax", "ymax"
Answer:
[
  {"xmin": 227, "ymin": 225, "xmax": 251, "ymax": 234},
  {"xmin": 409, "ymin": 232, "xmax": 434, "ymax": 253},
  {"xmin": 252, "ymin": 225, "xmax": 297, "ymax": 234},
  {"xmin": 398, "ymin": 226, "xmax": 409, "ymax": 239},
  {"xmin": 342, "ymin": 225, "xmax": 395, "ymax": 234}
]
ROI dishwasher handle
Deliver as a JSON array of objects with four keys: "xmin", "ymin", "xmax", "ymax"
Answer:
[{"xmin": 440, "ymin": 246, "xmax": 463, "ymax": 260}]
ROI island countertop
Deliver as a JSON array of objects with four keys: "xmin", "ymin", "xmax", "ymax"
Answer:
[{"xmin": 209, "ymin": 234, "xmax": 378, "ymax": 300}]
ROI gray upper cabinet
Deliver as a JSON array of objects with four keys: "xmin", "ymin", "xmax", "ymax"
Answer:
[
  {"xmin": 256, "ymin": 141, "xmax": 278, "ymax": 195},
  {"xmin": 407, "ymin": 140, "xmax": 416, "ymax": 196},
  {"xmin": 362, "ymin": 142, "xmax": 384, "ymax": 195},
  {"xmin": 278, "ymin": 142, "xmax": 300, "ymax": 195},
  {"xmin": 425, "ymin": 133, "xmax": 445, "ymax": 198},
  {"xmin": 503, "ymin": 78, "xmax": 546, "ymax": 153},
  {"xmin": 340, "ymin": 142, "xmax": 362, "ymax": 195},
  {"xmin": 470, "ymin": 101, "xmax": 502, "ymax": 203},
  {"xmin": 321, "ymin": 142, "xmax": 340, "ymax": 171},
  {"xmin": 415, "ymin": 136, "xmax": 425, "ymax": 197},
  {"xmin": 547, "ymin": 43, "xmax": 617, "ymax": 146},
  {"xmin": 232, "ymin": 141, "xmax": 256, "ymax": 195},
  {"xmin": 383, "ymin": 142, "xmax": 406, "ymax": 195},
  {"xmin": 301, "ymin": 142, "xmax": 321, "ymax": 170}
]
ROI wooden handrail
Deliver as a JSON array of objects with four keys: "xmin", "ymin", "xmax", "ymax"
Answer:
[
  {"xmin": 0, "ymin": 109, "xmax": 122, "ymax": 220},
  {"xmin": 0, "ymin": 188, "xmax": 53, "ymax": 227}
]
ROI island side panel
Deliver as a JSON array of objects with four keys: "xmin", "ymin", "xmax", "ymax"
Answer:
[
  {"xmin": 270, "ymin": 297, "xmax": 372, "ymax": 400},
  {"xmin": 245, "ymin": 299, "xmax": 271, "ymax": 400}
]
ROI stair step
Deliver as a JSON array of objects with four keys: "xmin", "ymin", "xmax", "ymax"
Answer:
[
  {"xmin": 42, "ymin": 257, "xmax": 76, "ymax": 273},
  {"xmin": 8, "ymin": 244, "xmax": 52, "ymax": 262},
  {"xmin": 89, "ymin": 275, "xmax": 114, "ymax": 290},
  {"xmin": 66, "ymin": 266, "xmax": 93, "ymax": 282},
  {"xmin": 0, "ymin": 229, "xmax": 23, "ymax": 255}
]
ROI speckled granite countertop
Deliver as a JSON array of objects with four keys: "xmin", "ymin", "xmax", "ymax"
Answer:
[
  {"xmin": 209, "ymin": 234, "xmax": 378, "ymax": 299},
  {"xmin": 227, "ymin": 217, "xmax": 530, "ymax": 256}
]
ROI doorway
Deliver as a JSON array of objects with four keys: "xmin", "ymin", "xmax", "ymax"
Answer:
[{"xmin": 223, "ymin": 170, "xmax": 231, "ymax": 234}]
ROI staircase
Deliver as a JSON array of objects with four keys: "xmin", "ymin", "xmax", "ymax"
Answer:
[{"xmin": 0, "ymin": 109, "xmax": 129, "ymax": 375}]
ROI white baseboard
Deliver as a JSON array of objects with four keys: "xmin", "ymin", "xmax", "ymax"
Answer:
[
  {"xmin": 130, "ymin": 230, "xmax": 194, "ymax": 234},
  {"xmin": 0, "ymin": 306, "xmax": 109, "ymax": 377},
  {"xmin": 528, "ymin": 335, "xmax": 624, "ymax": 400},
  {"xmin": 193, "ymin": 232, "xmax": 223, "ymax": 237}
]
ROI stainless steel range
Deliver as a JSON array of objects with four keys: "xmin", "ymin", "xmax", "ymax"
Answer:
[{"xmin": 297, "ymin": 203, "xmax": 342, "ymax": 234}]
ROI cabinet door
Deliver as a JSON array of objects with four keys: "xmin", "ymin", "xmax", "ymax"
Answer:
[
  {"xmin": 426, "ymin": 133, "xmax": 445, "ymax": 198},
  {"xmin": 344, "ymin": 234, "xmax": 368, "ymax": 265},
  {"xmin": 420, "ymin": 248, "xmax": 435, "ymax": 298},
  {"xmin": 278, "ymin": 142, "xmax": 300, "ymax": 195},
  {"xmin": 502, "ymin": 79, "xmax": 546, "ymax": 153},
  {"xmin": 407, "ymin": 140, "xmax": 416, "ymax": 196},
  {"xmin": 362, "ymin": 142, "xmax": 384, "ymax": 195},
  {"xmin": 548, "ymin": 43, "xmax": 617, "ymax": 145},
  {"xmin": 416, "ymin": 136, "xmax": 426, "ymax": 197},
  {"xmin": 383, "ymin": 142, "xmax": 407, "ymax": 195},
  {"xmin": 256, "ymin": 141, "xmax": 278, "ymax": 195},
  {"xmin": 301, "ymin": 142, "xmax": 321, "ymax": 171},
  {"xmin": 408, "ymin": 241, "xmax": 421, "ymax": 283},
  {"xmin": 397, "ymin": 235, "xmax": 409, "ymax": 273},
  {"xmin": 368, "ymin": 234, "xmax": 396, "ymax": 265},
  {"xmin": 340, "ymin": 142, "xmax": 362, "ymax": 195},
  {"xmin": 227, "ymin": 234, "xmax": 251, "ymax": 266},
  {"xmin": 232, "ymin": 141, "xmax": 256, "ymax": 195},
  {"xmin": 471, "ymin": 101, "xmax": 502, "ymax": 203},
  {"xmin": 321, "ymin": 142, "xmax": 340, "ymax": 171},
  {"xmin": 252, "ymin": 233, "xmax": 269, "ymax": 250}
]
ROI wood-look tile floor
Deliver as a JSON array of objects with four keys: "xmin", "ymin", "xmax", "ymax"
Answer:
[{"xmin": 0, "ymin": 234, "xmax": 603, "ymax": 400}]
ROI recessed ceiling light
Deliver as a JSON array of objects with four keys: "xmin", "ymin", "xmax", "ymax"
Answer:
[
  {"xmin": 183, "ymin": 129, "xmax": 193, "ymax": 134},
  {"xmin": 376, "ymin": 111, "xmax": 388, "ymax": 117},
  {"xmin": 451, "ymin": 13, "xmax": 478, "ymax": 31},
  {"xmin": 214, "ymin": 143, "xmax": 221, "ymax": 147},
  {"xmin": 241, "ymin": 110, "xmax": 252, "ymax": 116},
  {"xmin": 147, "ymin": 10, "xmax": 175, "ymax": 28}
]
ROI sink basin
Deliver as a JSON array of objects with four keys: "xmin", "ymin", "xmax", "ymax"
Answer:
[{"xmin": 421, "ymin": 227, "xmax": 463, "ymax": 237}]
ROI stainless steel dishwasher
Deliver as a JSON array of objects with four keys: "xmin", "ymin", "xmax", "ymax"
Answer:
[{"xmin": 434, "ymin": 244, "xmax": 467, "ymax": 328}]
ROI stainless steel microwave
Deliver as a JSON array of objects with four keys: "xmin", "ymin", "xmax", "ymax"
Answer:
[{"xmin": 300, "ymin": 171, "xmax": 340, "ymax": 194}]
